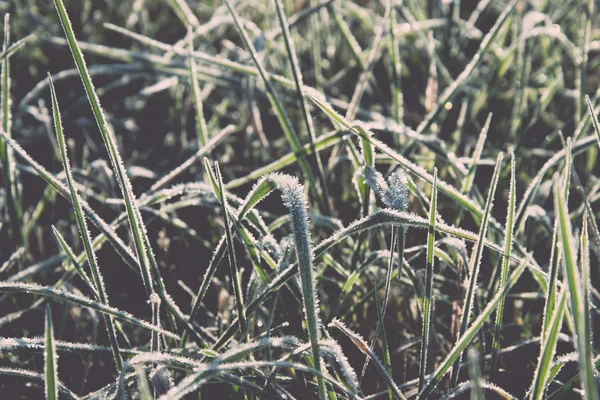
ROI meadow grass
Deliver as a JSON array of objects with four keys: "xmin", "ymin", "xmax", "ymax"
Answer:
[{"xmin": 1, "ymin": 0, "xmax": 600, "ymax": 398}]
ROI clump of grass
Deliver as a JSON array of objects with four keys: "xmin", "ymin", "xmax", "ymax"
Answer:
[{"xmin": 1, "ymin": 0, "xmax": 600, "ymax": 398}]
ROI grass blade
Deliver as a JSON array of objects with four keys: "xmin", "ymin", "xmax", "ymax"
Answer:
[
  {"xmin": 490, "ymin": 153, "xmax": 516, "ymax": 379},
  {"xmin": 44, "ymin": 304, "xmax": 58, "ymax": 400},
  {"xmin": 53, "ymin": 0, "xmax": 154, "ymax": 293},
  {"xmin": 48, "ymin": 74, "xmax": 123, "ymax": 372},
  {"xmin": 206, "ymin": 159, "xmax": 247, "ymax": 337},
  {"xmin": 450, "ymin": 153, "xmax": 504, "ymax": 387},
  {"xmin": 419, "ymin": 258, "xmax": 529, "ymax": 399},
  {"xmin": 419, "ymin": 167, "xmax": 438, "ymax": 391},
  {"xmin": 529, "ymin": 287, "xmax": 568, "ymax": 400},
  {"xmin": 553, "ymin": 174, "xmax": 599, "ymax": 400},
  {"xmin": 1, "ymin": 13, "xmax": 23, "ymax": 245},
  {"xmin": 266, "ymin": 173, "xmax": 326, "ymax": 399}
]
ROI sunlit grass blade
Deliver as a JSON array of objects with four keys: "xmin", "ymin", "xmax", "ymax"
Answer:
[
  {"xmin": 419, "ymin": 257, "xmax": 529, "ymax": 399},
  {"xmin": 419, "ymin": 167, "xmax": 438, "ymax": 391},
  {"xmin": 53, "ymin": 0, "xmax": 154, "ymax": 293},
  {"xmin": 54, "ymin": 0, "xmax": 202, "ymax": 350},
  {"xmin": 48, "ymin": 73, "xmax": 123, "ymax": 372},
  {"xmin": 529, "ymin": 287, "xmax": 567, "ymax": 400},
  {"xmin": 273, "ymin": 0, "xmax": 331, "ymax": 214},
  {"xmin": 450, "ymin": 153, "xmax": 503, "ymax": 387},
  {"xmin": 0, "ymin": 246, "xmax": 24, "ymax": 276},
  {"xmin": 580, "ymin": 211, "xmax": 593, "ymax": 392},
  {"xmin": 490, "ymin": 153, "xmax": 516, "ymax": 380},
  {"xmin": 44, "ymin": 304, "xmax": 58, "ymax": 400},
  {"xmin": 461, "ymin": 114, "xmax": 491, "ymax": 195},
  {"xmin": 226, "ymin": 130, "xmax": 343, "ymax": 189},
  {"xmin": 328, "ymin": 4, "xmax": 366, "ymax": 70},
  {"xmin": 553, "ymin": 174, "xmax": 599, "ymax": 400}
]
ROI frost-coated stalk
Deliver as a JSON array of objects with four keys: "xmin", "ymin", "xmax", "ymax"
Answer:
[
  {"xmin": 450, "ymin": 153, "xmax": 503, "ymax": 387},
  {"xmin": 553, "ymin": 175, "xmax": 599, "ymax": 400},
  {"xmin": 266, "ymin": 173, "xmax": 326, "ymax": 400},
  {"xmin": 44, "ymin": 304, "xmax": 58, "ymax": 400},
  {"xmin": 49, "ymin": 74, "xmax": 123, "ymax": 372},
  {"xmin": 1, "ymin": 13, "xmax": 23, "ymax": 245},
  {"xmin": 419, "ymin": 167, "xmax": 437, "ymax": 391},
  {"xmin": 490, "ymin": 153, "xmax": 516, "ymax": 380}
]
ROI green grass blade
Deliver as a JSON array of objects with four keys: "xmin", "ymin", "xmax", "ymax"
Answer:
[
  {"xmin": 450, "ymin": 153, "xmax": 504, "ymax": 387},
  {"xmin": 1, "ymin": 13, "xmax": 23, "ymax": 245},
  {"xmin": 48, "ymin": 74, "xmax": 123, "ymax": 372},
  {"xmin": 553, "ymin": 174, "xmax": 599, "ymax": 400},
  {"xmin": 53, "ymin": 0, "xmax": 154, "ymax": 293},
  {"xmin": 490, "ymin": 153, "xmax": 516, "ymax": 379},
  {"xmin": 419, "ymin": 258, "xmax": 529, "ymax": 399},
  {"xmin": 54, "ymin": 0, "xmax": 200, "ymax": 349},
  {"xmin": 419, "ymin": 167, "xmax": 438, "ymax": 391},
  {"xmin": 514, "ymin": 135, "xmax": 597, "ymax": 234},
  {"xmin": 529, "ymin": 287, "xmax": 567, "ymax": 400},
  {"xmin": 44, "ymin": 304, "xmax": 58, "ymax": 400},
  {"xmin": 0, "ymin": 32, "xmax": 36, "ymax": 62},
  {"xmin": 580, "ymin": 211, "xmax": 593, "ymax": 394}
]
